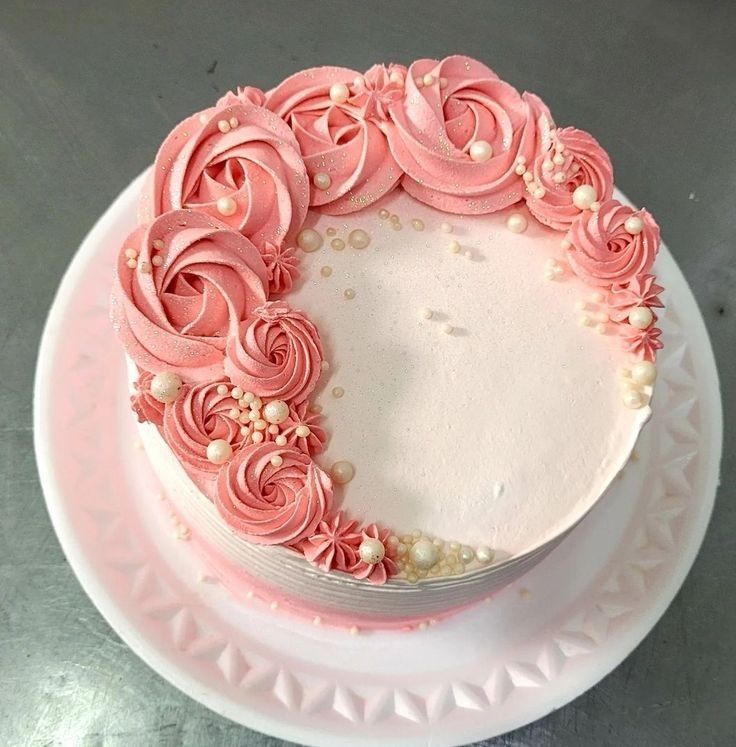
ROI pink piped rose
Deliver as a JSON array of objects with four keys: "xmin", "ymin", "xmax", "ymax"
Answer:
[
  {"xmin": 216, "ymin": 442, "xmax": 332, "ymax": 545},
  {"xmin": 564, "ymin": 200, "xmax": 660, "ymax": 287},
  {"xmin": 386, "ymin": 55, "xmax": 554, "ymax": 214}
]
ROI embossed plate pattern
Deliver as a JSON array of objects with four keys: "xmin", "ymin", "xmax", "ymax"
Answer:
[{"xmin": 35, "ymin": 172, "xmax": 722, "ymax": 746}]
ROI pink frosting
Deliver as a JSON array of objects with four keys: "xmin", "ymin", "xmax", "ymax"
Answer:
[
  {"xmin": 130, "ymin": 370, "xmax": 165, "ymax": 426},
  {"xmin": 298, "ymin": 511, "xmax": 361, "ymax": 572},
  {"xmin": 266, "ymin": 66, "xmax": 402, "ymax": 214},
  {"xmin": 351, "ymin": 524, "xmax": 397, "ymax": 585},
  {"xmin": 164, "ymin": 381, "xmax": 244, "ymax": 473},
  {"xmin": 565, "ymin": 200, "xmax": 660, "ymax": 287},
  {"xmin": 260, "ymin": 241, "xmax": 300, "ymax": 296},
  {"xmin": 110, "ymin": 211, "xmax": 268, "ymax": 381},
  {"xmin": 620, "ymin": 324, "xmax": 663, "ymax": 361},
  {"xmin": 350, "ymin": 64, "xmax": 408, "ymax": 121},
  {"xmin": 140, "ymin": 103, "xmax": 308, "ymax": 251},
  {"xmin": 215, "ymin": 442, "xmax": 332, "ymax": 544},
  {"xmin": 607, "ymin": 274, "xmax": 665, "ymax": 322},
  {"xmin": 280, "ymin": 400, "xmax": 328, "ymax": 455},
  {"xmin": 525, "ymin": 127, "xmax": 614, "ymax": 231},
  {"xmin": 224, "ymin": 301, "xmax": 323, "ymax": 403},
  {"xmin": 386, "ymin": 55, "xmax": 553, "ymax": 214},
  {"xmin": 216, "ymin": 86, "xmax": 266, "ymax": 108}
]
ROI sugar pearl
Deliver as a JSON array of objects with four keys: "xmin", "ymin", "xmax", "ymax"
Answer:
[
  {"xmin": 348, "ymin": 229, "xmax": 370, "ymax": 249},
  {"xmin": 231, "ymin": 386, "xmax": 243, "ymax": 399},
  {"xmin": 523, "ymin": 171, "xmax": 534, "ymax": 183},
  {"xmin": 423, "ymin": 73, "xmax": 435, "ymax": 86},
  {"xmin": 297, "ymin": 228, "xmax": 323, "ymax": 253},
  {"xmin": 533, "ymin": 187, "xmax": 546, "ymax": 199},
  {"xmin": 217, "ymin": 119, "xmax": 231, "ymax": 133},
  {"xmin": 572, "ymin": 184, "xmax": 597, "ymax": 210},
  {"xmin": 151, "ymin": 255, "xmax": 164, "ymax": 267},
  {"xmin": 330, "ymin": 460, "xmax": 355, "ymax": 484},
  {"xmin": 506, "ymin": 213, "xmax": 528, "ymax": 234},
  {"xmin": 469, "ymin": 139, "xmax": 493, "ymax": 163},
  {"xmin": 313, "ymin": 172, "xmax": 331, "ymax": 190},
  {"xmin": 263, "ymin": 399, "xmax": 289, "ymax": 424},
  {"xmin": 411, "ymin": 218, "xmax": 425, "ymax": 231},
  {"xmin": 126, "ymin": 258, "xmax": 137, "ymax": 269},
  {"xmin": 420, "ymin": 307, "xmax": 433, "ymax": 320},
  {"xmin": 248, "ymin": 410, "xmax": 259, "ymax": 422},
  {"xmin": 628, "ymin": 306, "xmax": 654, "ymax": 329},
  {"xmin": 631, "ymin": 360, "xmax": 657, "ymax": 385},
  {"xmin": 442, "ymin": 323, "xmax": 453, "ymax": 335},
  {"xmin": 448, "ymin": 240, "xmax": 461, "ymax": 254},
  {"xmin": 206, "ymin": 439, "xmax": 232, "ymax": 465},
  {"xmin": 216, "ymin": 196, "xmax": 237, "ymax": 216},
  {"xmin": 216, "ymin": 384, "xmax": 228, "ymax": 395},
  {"xmin": 150, "ymin": 372, "xmax": 182, "ymax": 404},
  {"xmin": 332, "ymin": 386, "xmax": 345, "ymax": 399},
  {"xmin": 553, "ymin": 172, "xmax": 566, "ymax": 184},
  {"xmin": 124, "ymin": 247, "xmax": 138, "ymax": 259},
  {"xmin": 410, "ymin": 538, "xmax": 439, "ymax": 570},
  {"xmin": 229, "ymin": 117, "xmax": 239, "ymax": 128},
  {"xmin": 515, "ymin": 164, "xmax": 526, "ymax": 175},
  {"xmin": 295, "ymin": 425, "xmax": 311, "ymax": 438},
  {"xmin": 460, "ymin": 546, "xmax": 475, "ymax": 563},
  {"xmin": 329, "ymin": 82, "xmax": 350, "ymax": 104},
  {"xmin": 331, "ymin": 238, "xmax": 345, "ymax": 251},
  {"xmin": 476, "ymin": 546, "xmax": 494, "ymax": 564},
  {"xmin": 251, "ymin": 431, "xmax": 264, "ymax": 443},
  {"xmin": 344, "ymin": 288, "xmax": 356, "ymax": 300},
  {"xmin": 389, "ymin": 70, "xmax": 404, "ymax": 84},
  {"xmin": 326, "ymin": 227, "xmax": 337, "ymax": 236},
  {"xmin": 623, "ymin": 389, "xmax": 646, "ymax": 409},
  {"xmin": 243, "ymin": 392, "xmax": 255, "ymax": 404},
  {"xmin": 440, "ymin": 222, "xmax": 452, "ymax": 233},
  {"xmin": 270, "ymin": 455, "xmax": 283, "ymax": 467},
  {"xmin": 378, "ymin": 208, "xmax": 390, "ymax": 219},
  {"xmin": 275, "ymin": 434, "xmax": 287, "ymax": 446},
  {"xmin": 542, "ymin": 159, "xmax": 554, "ymax": 172},
  {"xmin": 152, "ymin": 239, "xmax": 165, "ymax": 250},
  {"xmin": 625, "ymin": 215, "xmax": 645, "ymax": 234},
  {"xmin": 254, "ymin": 419, "xmax": 267, "ymax": 431},
  {"xmin": 359, "ymin": 537, "xmax": 385, "ymax": 565}
]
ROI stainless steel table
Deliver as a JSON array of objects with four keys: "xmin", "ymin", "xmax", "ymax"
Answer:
[{"xmin": 1, "ymin": 2, "xmax": 734, "ymax": 744}]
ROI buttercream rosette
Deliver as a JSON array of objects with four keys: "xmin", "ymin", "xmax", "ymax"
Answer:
[
  {"xmin": 564, "ymin": 200, "xmax": 660, "ymax": 287},
  {"xmin": 266, "ymin": 65, "xmax": 402, "ymax": 214},
  {"xmin": 525, "ymin": 127, "xmax": 614, "ymax": 231},
  {"xmin": 259, "ymin": 241, "xmax": 300, "ymax": 296},
  {"xmin": 351, "ymin": 524, "xmax": 398, "ymax": 585},
  {"xmin": 280, "ymin": 400, "xmax": 328, "ymax": 456},
  {"xmin": 225, "ymin": 301, "xmax": 324, "ymax": 404},
  {"xmin": 216, "ymin": 86, "xmax": 266, "ymax": 108},
  {"xmin": 139, "ymin": 102, "xmax": 309, "ymax": 251},
  {"xmin": 620, "ymin": 324, "xmax": 664, "ymax": 362},
  {"xmin": 386, "ymin": 55, "xmax": 554, "ymax": 214},
  {"xmin": 216, "ymin": 442, "xmax": 332, "ymax": 545},
  {"xmin": 110, "ymin": 210, "xmax": 268, "ymax": 381},
  {"xmin": 164, "ymin": 381, "xmax": 244, "ymax": 473},
  {"xmin": 607, "ymin": 274, "xmax": 665, "ymax": 322},
  {"xmin": 298, "ymin": 511, "xmax": 361, "ymax": 572},
  {"xmin": 130, "ymin": 370, "xmax": 165, "ymax": 426}
]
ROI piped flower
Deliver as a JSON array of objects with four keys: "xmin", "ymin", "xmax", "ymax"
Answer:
[
  {"xmin": 607, "ymin": 274, "xmax": 665, "ymax": 322},
  {"xmin": 351, "ymin": 524, "xmax": 397, "ymax": 585},
  {"xmin": 299, "ymin": 511, "xmax": 362, "ymax": 572},
  {"xmin": 620, "ymin": 324, "xmax": 663, "ymax": 361},
  {"xmin": 260, "ymin": 242, "xmax": 300, "ymax": 296}
]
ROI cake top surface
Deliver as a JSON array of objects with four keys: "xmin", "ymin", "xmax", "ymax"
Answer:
[{"xmin": 110, "ymin": 55, "xmax": 663, "ymax": 584}]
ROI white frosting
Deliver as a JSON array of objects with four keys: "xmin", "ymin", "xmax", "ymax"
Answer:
[{"xmin": 293, "ymin": 192, "xmax": 648, "ymax": 554}]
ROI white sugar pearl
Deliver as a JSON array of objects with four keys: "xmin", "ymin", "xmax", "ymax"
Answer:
[
  {"xmin": 151, "ymin": 255, "xmax": 163, "ymax": 267},
  {"xmin": 217, "ymin": 119, "xmax": 231, "ymax": 133},
  {"xmin": 631, "ymin": 360, "xmax": 657, "ymax": 385},
  {"xmin": 553, "ymin": 153, "xmax": 565, "ymax": 166},
  {"xmin": 243, "ymin": 391, "xmax": 255, "ymax": 404},
  {"xmin": 268, "ymin": 424, "xmax": 279, "ymax": 435},
  {"xmin": 553, "ymin": 172, "xmax": 566, "ymax": 184},
  {"xmin": 330, "ymin": 460, "xmax": 355, "ymax": 484},
  {"xmin": 270, "ymin": 455, "xmax": 283, "ymax": 467},
  {"xmin": 440, "ymin": 222, "xmax": 452, "ymax": 233},
  {"xmin": 229, "ymin": 117, "xmax": 239, "ymax": 129},
  {"xmin": 460, "ymin": 546, "xmax": 475, "ymax": 563},
  {"xmin": 216, "ymin": 196, "xmax": 237, "ymax": 216},
  {"xmin": 347, "ymin": 229, "xmax": 371, "ymax": 249},
  {"xmin": 206, "ymin": 439, "xmax": 232, "ymax": 465},
  {"xmin": 359, "ymin": 537, "xmax": 385, "ymax": 565},
  {"xmin": 476, "ymin": 546, "xmax": 494, "ymax": 564},
  {"xmin": 542, "ymin": 159, "xmax": 554, "ymax": 172},
  {"xmin": 329, "ymin": 82, "xmax": 349, "ymax": 104},
  {"xmin": 420, "ymin": 307, "xmax": 433, "ymax": 320},
  {"xmin": 125, "ymin": 258, "xmax": 137, "ymax": 269},
  {"xmin": 625, "ymin": 215, "xmax": 645, "ymax": 234},
  {"xmin": 423, "ymin": 73, "xmax": 435, "ymax": 86},
  {"xmin": 152, "ymin": 239, "xmax": 165, "ymax": 250},
  {"xmin": 515, "ymin": 164, "xmax": 526, "ymax": 175},
  {"xmin": 448, "ymin": 240, "xmax": 461, "ymax": 254},
  {"xmin": 254, "ymin": 419, "xmax": 267, "ymax": 431},
  {"xmin": 295, "ymin": 425, "xmax": 311, "ymax": 438},
  {"xmin": 409, "ymin": 538, "xmax": 440, "ymax": 570},
  {"xmin": 628, "ymin": 306, "xmax": 654, "ymax": 329},
  {"xmin": 506, "ymin": 213, "xmax": 528, "ymax": 234},
  {"xmin": 469, "ymin": 139, "xmax": 493, "ymax": 163},
  {"xmin": 263, "ymin": 399, "xmax": 289, "ymax": 425},
  {"xmin": 150, "ymin": 372, "xmax": 182, "ymax": 404},
  {"xmin": 216, "ymin": 384, "xmax": 228, "ymax": 395},
  {"xmin": 124, "ymin": 247, "xmax": 138, "ymax": 259},
  {"xmin": 533, "ymin": 186, "xmax": 546, "ymax": 199},
  {"xmin": 251, "ymin": 431, "xmax": 264, "ymax": 443},
  {"xmin": 572, "ymin": 184, "xmax": 597, "ymax": 210},
  {"xmin": 441, "ymin": 323, "xmax": 453, "ymax": 335},
  {"xmin": 231, "ymin": 386, "xmax": 243, "ymax": 399},
  {"xmin": 623, "ymin": 389, "xmax": 646, "ymax": 409},
  {"xmin": 523, "ymin": 171, "xmax": 534, "ymax": 183},
  {"xmin": 313, "ymin": 172, "xmax": 331, "ymax": 190},
  {"xmin": 275, "ymin": 434, "xmax": 287, "ymax": 446},
  {"xmin": 297, "ymin": 228, "xmax": 323, "ymax": 252},
  {"xmin": 389, "ymin": 70, "xmax": 404, "ymax": 85}
]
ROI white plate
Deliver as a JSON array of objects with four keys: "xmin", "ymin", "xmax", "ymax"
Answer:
[{"xmin": 35, "ymin": 172, "xmax": 722, "ymax": 746}]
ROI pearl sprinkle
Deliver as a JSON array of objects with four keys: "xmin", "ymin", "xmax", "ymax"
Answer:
[{"xmin": 150, "ymin": 372, "xmax": 182, "ymax": 404}]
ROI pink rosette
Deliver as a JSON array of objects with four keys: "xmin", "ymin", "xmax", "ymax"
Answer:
[
  {"xmin": 215, "ymin": 442, "xmax": 332, "ymax": 545},
  {"xmin": 298, "ymin": 511, "xmax": 361, "ymax": 572},
  {"xmin": 280, "ymin": 400, "xmax": 328, "ymax": 455},
  {"xmin": 620, "ymin": 324, "xmax": 663, "ymax": 361},
  {"xmin": 224, "ymin": 301, "xmax": 323, "ymax": 404},
  {"xmin": 164, "ymin": 381, "xmax": 244, "ymax": 473},
  {"xmin": 216, "ymin": 86, "xmax": 266, "ymax": 108},
  {"xmin": 351, "ymin": 524, "xmax": 397, "ymax": 586},
  {"xmin": 266, "ymin": 66, "xmax": 402, "ymax": 214},
  {"xmin": 110, "ymin": 211, "xmax": 268, "ymax": 381},
  {"xmin": 607, "ymin": 274, "xmax": 665, "ymax": 322},
  {"xmin": 140, "ymin": 103, "xmax": 308, "ymax": 251},
  {"xmin": 386, "ymin": 55, "xmax": 553, "ymax": 214},
  {"xmin": 565, "ymin": 200, "xmax": 660, "ymax": 287},
  {"xmin": 525, "ymin": 127, "xmax": 614, "ymax": 231},
  {"xmin": 350, "ymin": 63, "xmax": 408, "ymax": 121},
  {"xmin": 130, "ymin": 370, "xmax": 165, "ymax": 426},
  {"xmin": 260, "ymin": 241, "xmax": 300, "ymax": 296}
]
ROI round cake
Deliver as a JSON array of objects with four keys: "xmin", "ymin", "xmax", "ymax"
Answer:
[{"xmin": 110, "ymin": 56, "xmax": 664, "ymax": 629}]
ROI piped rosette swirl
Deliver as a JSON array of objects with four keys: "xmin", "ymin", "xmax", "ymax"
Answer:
[
  {"xmin": 216, "ymin": 442, "xmax": 333, "ymax": 545},
  {"xmin": 266, "ymin": 65, "xmax": 403, "ymax": 214},
  {"xmin": 164, "ymin": 381, "xmax": 244, "ymax": 474},
  {"xmin": 386, "ymin": 55, "xmax": 553, "ymax": 214},
  {"xmin": 110, "ymin": 210, "xmax": 268, "ymax": 381},
  {"xmin": 140, "ymin": 102, "xmax": 309, "ymax": 251}
]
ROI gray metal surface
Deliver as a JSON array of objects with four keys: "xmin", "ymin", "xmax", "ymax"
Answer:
[{"xmin": 1, "ymin": 1, "xmax": 733, "ymax": 744}]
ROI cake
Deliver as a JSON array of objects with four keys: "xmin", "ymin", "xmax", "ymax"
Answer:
[{"xmin": 110, "ymin": 56, "xmax": 664, "ymax": 629}]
